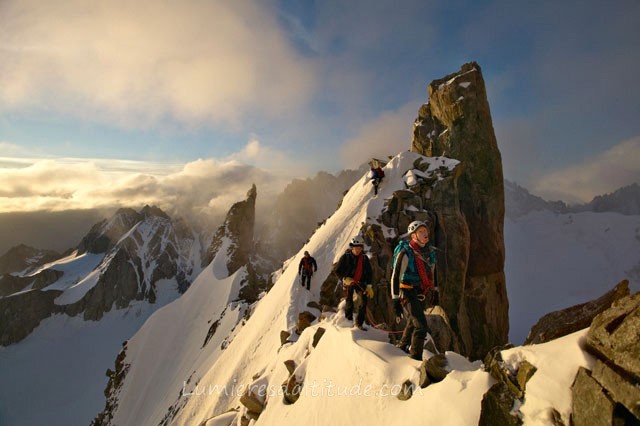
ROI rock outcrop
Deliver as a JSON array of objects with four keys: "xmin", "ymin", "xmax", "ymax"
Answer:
[
  {"xmin": 525, "ymin": 280, "xmax": 630, "ymax": 345},
  {"xmin": 319, "ymin": 63, "xmax": 507, "ymax": 359},
  {"xmin": 0, "ymin": 244, "xmax": 61, "ymax": 276},
  {"xmin": 411, "ymin": 61, "xmax": 508, "ymax": 359},
  {"xmin": 0, "ymin": 288, "xmax": 62, "ymax": 345},
  {"xmin": 571, "ymin": 291, "xmax": 640, "ymax": 424},
  {"xmin": 479, "ymin": 286, "xmax": 640, "ymax": 424},
  {"xmin": 203, "ymin": 185, "xmax": 270, "ymax": 303},
  {"xmin": 77, "ymin": 208, "xmax": 143, "ymax": 254},
  {"xmin": 204, "ymin": 185, "xmax": 256, "ymax": 274}
]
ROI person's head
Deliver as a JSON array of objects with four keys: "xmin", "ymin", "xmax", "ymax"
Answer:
[
  {"xmin": 408, "ymin": 220, "xmax": 429, "ymax": 247},
  {"xmin": 349, "ymin": 235, "xmax": 364, "ymax": 255},
  {"xmin": 304, "ymin": 251, "xmax": 310, "ymax": 257}
]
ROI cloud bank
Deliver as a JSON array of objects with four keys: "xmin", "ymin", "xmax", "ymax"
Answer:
[
  {"xmin": 0, "ymin": 0, "xmax": 316, "ymax": 129},
  {"xmin": 0, "ymin": 142, "xmax": 295, "ymax": 221},
  {"xmin": 532, "ymin": 137, "xmax": 640, "ymax": 203}
]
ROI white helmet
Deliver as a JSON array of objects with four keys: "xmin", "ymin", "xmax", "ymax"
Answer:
[
  {"xmin": 407, "ymin": 220, "xmax": 428, "ymax": 234},
  {"xmin": 349, "ymin": 235, "xmax": 365, "ymax": 247}
]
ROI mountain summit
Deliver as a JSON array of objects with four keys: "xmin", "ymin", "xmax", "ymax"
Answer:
[
  {"xmin": 412, "ymin": 61, "xmax": 508, "ymax": 358},
  {"xmin": 0, "ymin": 205, "xmax": 200, "ymax": 345}
]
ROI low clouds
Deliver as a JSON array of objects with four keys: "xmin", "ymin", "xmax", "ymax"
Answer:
[
  {"xmin": 532, "ymin": 137, "xmax": 640, "ymax": 203},
  {"xmin": 0, "ymin": 0, "xmax": 316, "ymax": 129},
  {"xmin": 0, "ymin": 142, "xmax": 293, "ymax": 221}
]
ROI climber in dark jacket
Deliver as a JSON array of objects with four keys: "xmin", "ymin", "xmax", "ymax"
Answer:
[
  {"xmin": 298, "ymin": 251, "xmax": 318, "ymax": 290},
  {"xmin": 390, "ymin": 221, "xmax": 437, "ymax": 360},
  {"xmin": 335, "ymin": 235, "xmax": 374, "ymax": 330}
]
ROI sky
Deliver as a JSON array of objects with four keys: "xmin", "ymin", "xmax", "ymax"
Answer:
[{"xmin": 1, "ymin": 0, "xmax": 639, "ymax": 217}]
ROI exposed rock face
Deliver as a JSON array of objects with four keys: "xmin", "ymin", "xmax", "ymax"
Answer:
[
  {"xmin": 0, "ymin": 244, "xmax": 61, "ymax": 276},
  {"xmin": 70, "ymin": 205, "xmax": 197, "ymax": 321},
  {"xmin": 411, "ymin": 61, "xmax": 508, "ymax": 359},
  {"xmin": 203, "ymin": 185, "xmax": 269, "ymax": 304},
  {"xmin": 0, "ymin": 245, "xmax": 63, "ymax": 296},
  {"xmin": 204, "ymin": 185, "xmax": 257, "ymax": 274},
  {"xmin": 0, "ymin": 268, "xmax": 64, "ymax": 297},
  {"xmin": 0, "ymin": 288, "xmax": 62, "ymax": 345},
  {"xmin": 570, "ymin": 291, "xmax": 640, "ymax": 424},
  {"xmin": 77, "ymin": 208, "xmax": 142, "ymax": 254},
  {"xmin": 479, "ymin": 382, "xmax": 521, "ymax": 426},
  {"xmin": 525, "ymin": 280, "xmax": 630, "ymax": 345},
  {"xmin": 585, "ymin": 292, "xmax": 640, "ymax": 386},
  {"xmin": 334, "ymin": 63, "xmax": 505, "ymax": 359}
]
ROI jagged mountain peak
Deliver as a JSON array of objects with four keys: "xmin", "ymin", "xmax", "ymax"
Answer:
[
  {"xmin": 589, "ymin": 182, "xmax": 640, "ymax": 215},
  {"xmin": 0, "ymin": 243, "xmax": 61, "ymax": 276},
  {"xmin": 0, "ymin": 203, "xmax": 203, "ymax": 345},
  {"xmin": 204, "ymin": 184, "xmax": 257, "ymax": 274},
  {"xmin": 504, "ymin": 179, "xmax": 569, "ymax": 219},
  {"xmin": 140, "ymin": 204, "xmax": 171, "ymax": 220},
  {"xmin": 78, "ymin": 205, "xmax": 174, "ymax": 254}
]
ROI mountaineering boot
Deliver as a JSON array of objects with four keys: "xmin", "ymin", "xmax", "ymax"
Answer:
[
  {"xmin": 408, "ymin": 352, "xmax": 422, "ymax": 361},
  {"xmin": 410, "ymin": 334, "xmax": 425, "ymax": 361},
  {"xmin": 395, "ymin": 342, "xmax": 410, "ymax": 354}
]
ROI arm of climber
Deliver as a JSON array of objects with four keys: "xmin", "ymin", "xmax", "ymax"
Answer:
[{"xmin": 391, "ymin": 249, "xmax": 408, "ymax": 299}]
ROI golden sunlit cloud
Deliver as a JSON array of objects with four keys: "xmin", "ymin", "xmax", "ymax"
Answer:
[{"xmin": 0, "ymin": 152, "xmax": 293, "ymax": 218}]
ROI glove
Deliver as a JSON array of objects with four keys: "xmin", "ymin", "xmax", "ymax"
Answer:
[
  {"xmin": 343, "ymin": 277, "xmax": 354, "ymax": 286},
  {"xmin": 393, "ymin": 299, "xmax": 403, "ymax": 318},
  {"xmin": 365, "ymin": 285, "xmax": 374, "ymax": 298}
]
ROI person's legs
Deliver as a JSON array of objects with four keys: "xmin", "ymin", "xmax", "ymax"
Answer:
[
  {"xmin": 399, "ymin": 319, "xmax": 414, "ymax": 349},
  {"xmin": 344, "ymin": 284, "xmax": 355, "ymax": 321},
  {"xmin": 407, "ymin": 291, "xmax": 428, "ymax": 360},
  {"xmin": 356, "ymin": 289, "xmax": 368, "ymax": 327}
]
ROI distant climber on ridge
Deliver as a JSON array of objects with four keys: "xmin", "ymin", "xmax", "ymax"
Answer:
[
  {"xmin": 335, "ymin": 235, "xmax": 373, "ymax": 330},
  {"xmin": 369, "ymin": 159, "xmax": 385, "ymax": 196},
  {"xmin": 390, "ymin": 221, "xmax": 438, "ymax": 361},
  {"xmin": 298, "ymin": 251, "xmax": 318, "ymax": 290}
]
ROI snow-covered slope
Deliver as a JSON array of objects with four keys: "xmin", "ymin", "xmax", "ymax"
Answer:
[
  {"xmin": 0, "ymin": 281, "xmax": 178, "ymax": 426},
  {"xmin": 0, "ymin": 207, "xmax": 203, "ymax": 426},
  {"xmin": 100, "ymin": 150, "xmax": 614, "ymax": 426},
  {"xmin": 505, "ymin": 210, "xmax": 640, "ymax": 344},
  {"xmin": 100, "ymin": 152, "xmax": 446, "ymax": 424}
]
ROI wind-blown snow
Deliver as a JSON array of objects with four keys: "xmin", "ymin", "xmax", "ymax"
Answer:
[{"xmin": 36, "ymin": 251, "xmax": 103, "ymax": 292}]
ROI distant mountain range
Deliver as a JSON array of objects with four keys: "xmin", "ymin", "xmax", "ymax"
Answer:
[{"xmin": 505, "ymin": 180, "xmax": 640, "ymax": 219}]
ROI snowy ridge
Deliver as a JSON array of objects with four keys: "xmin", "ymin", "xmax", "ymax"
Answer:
[
  {"xmin": 108, "ymin": 152, "xmax": 436, "ymax": 424},
  {"xmin": 105, "ymin": 151, "xmax": 597, "ymax": 425}
]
